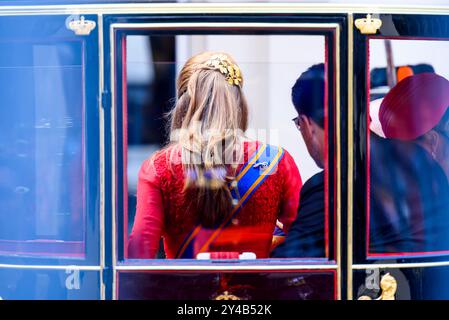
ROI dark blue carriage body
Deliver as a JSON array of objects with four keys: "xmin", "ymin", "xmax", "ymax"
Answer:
[{"xmin": 0, "ymin": 1, "xmax": 449, "ymax": 300}]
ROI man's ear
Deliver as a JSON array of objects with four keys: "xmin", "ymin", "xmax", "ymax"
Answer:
[
  {"xmin": 429, "ymin": 130, "xmax": 440, "ymax": 155},
  {"xmin": 422, "ymin": 130, "xmax": 440, "ymax": 158},
  {"xmin": 299, "ymin": 114, "xmax": 314, "ymax": 135}
]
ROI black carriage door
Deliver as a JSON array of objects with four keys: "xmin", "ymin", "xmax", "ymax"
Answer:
[
  {"xmin": 104, "ymin": 9, "xmax": 348, "ymax": 300},
  {"xmin": 0, "ymin": 13, "xmax": 103, "ymax": 299},
  {"xmin": 352, "ymin": 12, "xmax": 449, "ymax": 300}
]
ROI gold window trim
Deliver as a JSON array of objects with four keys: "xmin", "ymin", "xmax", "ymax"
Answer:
[{"xmin": 108, "ymin": 21, "xmax": 341, "ymax": 300}]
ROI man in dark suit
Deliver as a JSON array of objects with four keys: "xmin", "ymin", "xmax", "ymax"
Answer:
[{"xmin": 272, "ymin": 64, "xmax": 326, "ymax": 258}]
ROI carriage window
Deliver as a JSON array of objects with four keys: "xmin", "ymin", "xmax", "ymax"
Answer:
[
  {"xmin": 0, "ymin": 41, "xmax": 85, "ymax": 258},
  {"xmin": 121, "ymin": 34, "xmax": 334, "ymax": 260},
  {"xmin": 368, "ymin": 39, "xmax": 449, "ymax": 257}
]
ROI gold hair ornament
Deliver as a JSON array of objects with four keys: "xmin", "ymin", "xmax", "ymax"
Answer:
[{"xmin": 205, "ymin": 54, "xmax": 242, "ymax": 87}]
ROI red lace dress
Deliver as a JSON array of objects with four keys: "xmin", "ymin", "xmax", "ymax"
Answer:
[{"xmin": 128, "ymin": 140, "xmax": 302, "ymax": 259}]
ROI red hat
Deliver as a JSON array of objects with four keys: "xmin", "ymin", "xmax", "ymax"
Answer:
[{"xmin": 379, "ymin": 73, "xmax": 449, "ymax": 141}]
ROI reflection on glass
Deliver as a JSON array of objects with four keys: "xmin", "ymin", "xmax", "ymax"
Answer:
[
  {"xmin": 0, "ymin": 41, "xmax": 85, "ymax": 258},
  {"xmin": 355, "ymin": 266, "xmax": 449, "ymax": 300},
  {"xmin": 118, "ymin": 271, "xmax": 336, "ymax": 300},
  {"xmin": 124, "ymin": 35, "xmax": 329, "ymax": 260},
  {"xmin": 369, "ymin": 39, "xmax": 449, "ymax": 256},
  {"xmin": 0, "ymin": 268, "xmax": 100, "ymax": 299}
]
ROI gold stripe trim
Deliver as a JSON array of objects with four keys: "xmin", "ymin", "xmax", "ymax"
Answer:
[
  {"xmin": 110, "ymin": 18, "xmax": 118, "ymax": 300},
  {"xmin": 334, "ymin": 23, "xmax": 342, "ymax": 301},
  {"xmin": 111, "ymin": 22, "xmax": 340, "ymax": 31},
  {"xmin": 347, "ymin": 13, "xmax": 355, "ymax": 300},
  {"xmin": 98, "ymin": 13, "xmax": 106, "ymax": 301}
]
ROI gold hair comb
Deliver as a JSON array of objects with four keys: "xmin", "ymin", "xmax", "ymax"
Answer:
[{"xmin": 205, "ymin": 54, "xmax": 242, "ymax": 87}]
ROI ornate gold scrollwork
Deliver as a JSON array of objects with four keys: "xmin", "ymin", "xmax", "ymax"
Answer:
[
  {"xmin": 214, "ymin": 291, "xmax": 241, "ymax": 300},
  {"xmin": 355, "ymin": 14, "xmax": 382, "ymax": 35},
  {"xmin": 378, "ymin": 273, "xmax": 397, "ymax": 300},
  {"xmin": 67, "ymin": 16, "xmax": 96, "ymax": 36},
  {"xmin": 358, "ymin": 273, "xmax": 398, "ymax": 300}
]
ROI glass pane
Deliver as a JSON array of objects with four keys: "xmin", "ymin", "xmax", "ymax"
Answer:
[
  {"xmin": 0, "ymin": 40, "xmax": 85, "ymax": 258},
  {"xmin": 368, "ymin": 39, "xmax": 449, "ymax": 257},
  {"xmin": 354, "ymin": 266, "xmax": 449, "ymax": 299},
  {"xmin": 0, "ymin": 268, "xmax": 100, "ymax": 300},
  {"xmin": 122, "ymin": 34, "xmax": 333, "ymax": 260},
  {"xmin": 118, "ymin": 270, "xmax": 336, "ymax": 300}
]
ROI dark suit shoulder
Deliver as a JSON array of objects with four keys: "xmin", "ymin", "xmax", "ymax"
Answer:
[
  {"xmin": 299, "ymin": 171, "xmax": 324, "ymax": 201},
  {"xmin": 271, "ymin": 170, "xmax": 325, "ymax": 258}
]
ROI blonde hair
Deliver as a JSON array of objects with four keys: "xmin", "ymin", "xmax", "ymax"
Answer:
[{"xmin": 168, "ymin": 51, "xmax": 249, "ymax": 227}]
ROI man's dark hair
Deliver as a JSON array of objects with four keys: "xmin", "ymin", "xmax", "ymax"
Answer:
[{"xmin": 291, "ymin": 63, "xmax": 325, "ymax": 128}]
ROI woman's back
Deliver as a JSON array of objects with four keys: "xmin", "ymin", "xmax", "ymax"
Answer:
[
  {"xmin": 129, "ymin": 140, "xmax": 301, "ymax": 259},
  {"xmin": 128, "ymin": 52, "xmax": 302, "ymax": 259}
]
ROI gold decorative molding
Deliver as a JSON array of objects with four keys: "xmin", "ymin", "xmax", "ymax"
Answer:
[
  {"xmin": 214, "ymin": 291, "xmax": 241, "ymax": 300},
  {"xmin": 68, "ymin": 16, "xmax": 96, "ymax": 36},
  {"xmin": 109, "ymin": 20, "xmax": 342, "ymax": 299},
  {"xmin": 355, "ymin": 14, "xmax": 382, "ymax": 35},
  {"xmin": 379, "ymin": 273, "xmax": 397, "ymax": 300}
]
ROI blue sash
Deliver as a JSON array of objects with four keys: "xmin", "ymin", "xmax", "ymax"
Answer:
[{"xmin": 175, "ymin": 143, "xmax": 285, "ymax": 258}]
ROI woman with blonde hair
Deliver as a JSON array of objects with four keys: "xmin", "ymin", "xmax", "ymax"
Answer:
[{"xmin": 128, "ymin": 51, "xmax": 302, "ymax": 259}]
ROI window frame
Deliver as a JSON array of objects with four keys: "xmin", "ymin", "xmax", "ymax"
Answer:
[
  {"xmin": 106, "ymin": 16, "xmax": 346, "ymax": 300},
  {"xmin": 352, "ymin": 13, "xmax": 449, "ymax": 264},
  {"xmin": 0, "ymin": 14, "xmax": 101, "ymax": 267},
  {"xmin": 366, "ymin": 36, "xmax": 449, "ymax": 260}
]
